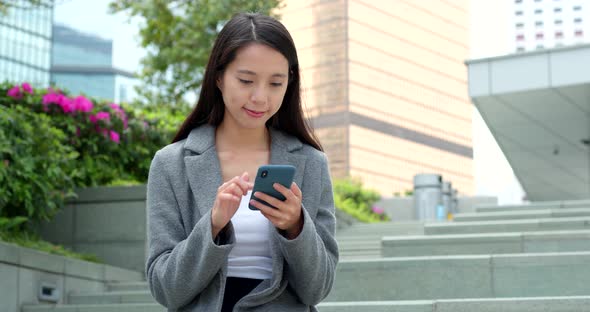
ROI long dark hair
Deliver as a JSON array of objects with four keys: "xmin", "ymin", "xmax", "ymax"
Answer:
[{"xmin": 171, "ymin": 12, "xmax": 322, "ymax": 151}]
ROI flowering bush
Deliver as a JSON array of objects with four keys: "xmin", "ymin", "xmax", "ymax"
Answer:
[
  {"xmin": 333, "ymin": 178, "xmax": 389, "ymax": 223},
  {"xmin": 1, "ymin": 81, "xmax": 177, "ymax": 229}
]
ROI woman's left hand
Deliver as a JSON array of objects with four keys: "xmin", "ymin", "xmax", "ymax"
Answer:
[{"xmin": 250, "ymin": 182, "xmax": 303, "ymax": 239}]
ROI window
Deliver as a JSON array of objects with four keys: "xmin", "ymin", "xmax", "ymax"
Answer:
[
  {"xmin": 536, "ymin": 33, "xmax": 544, "ymax": 39},
  {"xmin": 575, "ymin": 30, "xmax": 583, "ymax": 37},
  {"xmin": 535, "ymin": 9, "xmax": 543, "ymax": 14},
  {"xmin": 536, "ymin": 44, "xmax": 544, "ymax": 49},
  {"xmin": 573, "ymin": 6, "xmax": 582, "ymax": 11},
  {"xmin": 516, "ymin": 22, "xmax": 524, "ymax": 28},
  {"xmin": 555, "ymin": 19, "xmax": 563, "ymax": 25},
  {"xmin": 516, "ymin": 34, "xmax": 525, "ymax": 40},
  {"xmin": 574, "ymin": 18, "xmax": 583, "ymax": 23},
  {"xmin": 516, "ymin": 10, "xmax": 523, "ymax": 16},
  {"xmin": 515, "ymin": 0, "xmax": 522, "ymax": 3},
  {"xmin": 555, "ymin": 31, "xmax": 563, "ymax": 38},
  {"xmin": 554, "ymin": 7, "xmax": 562, "ymax": 12},
  {"xmin": 536, "ymin": 21, "xmax": 544, "ymax": 26},
  {"xmin": 517, "ymin": 47, "xmax": 525, "ymax": 52}
]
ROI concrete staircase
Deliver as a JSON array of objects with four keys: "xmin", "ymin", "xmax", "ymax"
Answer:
[{"xmin": 21, "ymin": 200, "xmax": 590, "ymax": 311}]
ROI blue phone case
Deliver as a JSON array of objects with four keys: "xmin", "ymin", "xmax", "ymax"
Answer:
[{"xmin": 249, "ymin": 165, "xmax": 296, "ymax": 210}]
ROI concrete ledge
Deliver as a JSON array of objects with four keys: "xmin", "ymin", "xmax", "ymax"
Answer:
[
  {"xmin": 72, "ymin": 185, "xmax": 147, "ymax": 203},
  {"xmin": 0, "ymin": 241, "xmax": 143, "ymax": 282},
  {"xmin": 382, "ymin": 230, "xmax": 590, "ymax": 256},
  {"xmin": 327, "ymin": 252, "xmax": 590, "ymax": 301},
  {"xmin": 424, "ymin": 217, "xmax": 590, "ymax": 235},
  {"xmin": 454, "ymin": 208, "xmax": 590, "ymax": 222},
  {"xmin": 475, "ymin": 200, "xmax": 590, "ymax": 213},
  {"xmin": 22, "ymin": 303, "xmax": 165, "ymax": 312},
  {"xmin": 319, "ymin": 296, "xmax": 590, "ymax": 312}
]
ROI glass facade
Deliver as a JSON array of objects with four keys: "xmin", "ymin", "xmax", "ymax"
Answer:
[
  {"xmin": 51, "ymin": 24, "xmax": 138, "ymax": 103},
  {"xmin": 0, "ymin": 0, "xmax": 53, "ymax": 86}
]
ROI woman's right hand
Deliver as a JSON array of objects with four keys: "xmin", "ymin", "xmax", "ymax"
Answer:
[{"xmin": 211, "ymin": 172, "xmax": 252, "ymax": 239}]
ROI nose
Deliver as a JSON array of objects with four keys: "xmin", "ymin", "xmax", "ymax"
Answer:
[{"xmin": 250, "ymin": 85, "xmax": 268, "ymax": 105}]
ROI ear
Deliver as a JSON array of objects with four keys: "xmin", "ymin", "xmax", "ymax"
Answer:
[{"xmin": 216, "ymin": 76, "xmax": 223, "ymax": 90}]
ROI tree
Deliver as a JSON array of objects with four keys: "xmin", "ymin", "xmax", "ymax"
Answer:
[
  {"xmin": 109, "ymin": 0, "xmax": 283, "ymax": 107},
  {"xmin": 0, "ymin": 0, "xmax": 53, "ymax": 15}
]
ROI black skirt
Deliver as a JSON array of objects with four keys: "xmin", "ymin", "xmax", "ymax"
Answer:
[{"xmin": 221, "ymin": 277, "xmax": 263, "ymax": 312}]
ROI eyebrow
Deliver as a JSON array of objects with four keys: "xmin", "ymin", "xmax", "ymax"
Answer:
[{"xmin": 237, "ymin": 69, "xmax": 287, "ymax": 78}]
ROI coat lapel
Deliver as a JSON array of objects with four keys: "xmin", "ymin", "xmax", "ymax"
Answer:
[{"xmin": 183, "ymin": 125, "xmax": 223, "ymax": 217}]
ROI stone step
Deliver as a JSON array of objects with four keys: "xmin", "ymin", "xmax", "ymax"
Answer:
[
  {"xmin": 382, "ymin": 230, "xmax": 590, "ymax": 257},
  {"xmin": 454, "ymin": 208, "xmax": 590, "ymax": 222},
  {"xmin": 326, "ymin": 251, "xmax": 590, "ymax": 301},
  {"xmin": 68, "ymin": 290, "xmax": 154, "ymax": 305},
  {"xmin": 24, "ymin": 296, "xmax": 590, "ymax": 312},
  {"xmin": 337, "ymin": 222, "xmax": 424, "ymax": 236},
  {"xmin": 318, "ymin": 296, "xmax": 590, "ymax": 312},
  {"xmin": 22, "ymin": 303, "xmax": 164, "ymax": 312},
  {"xmin": 425, "ymin": 216, "xmax": 590, "ymax": 235},
  {"xmin": 475, "ymin": 200, "xmax": 590, "ymax": 213},
  {"xmin": 106, "ymin": 281, "xmax": 149, "ymax": 292}
]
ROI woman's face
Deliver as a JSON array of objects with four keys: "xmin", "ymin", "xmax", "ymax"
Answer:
[{"xmin": 217, "ymin": 43, "xmax": 289, "ymax": 130}]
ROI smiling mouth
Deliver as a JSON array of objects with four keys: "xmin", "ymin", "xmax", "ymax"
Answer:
[{"xmin": 244, "ymin": 108, "xmax": 265, "ymax": 117}]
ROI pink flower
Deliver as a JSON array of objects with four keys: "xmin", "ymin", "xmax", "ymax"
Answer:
[
  {"xmin": 21, "ymin": 83, "xmax": 33, "ymax": 95},
  {"xmin": 95, "ymin": 112, "xmax": 110, "ymax": 121},
  {"xmin": 42, "ymin": 91, "xmax": 74, "ymax": 114},
  {"xmin": 109, "ymin": 103, "xmax": 128, "ymax": 129},
  {"xmin": 7, "ymin": 86, "xmax": 22, "ymax": 99},
  {"xmin": 372, "ymin": 206, "xmax": 384, "ymax": 215},
  {"xmin": 109, "ymin": 131, "xmax": 120, "ymax": 144},
  {"xmin": 89, "ymin": 115, "xmax": 97, "ymax": 124},
  {"xmin": 73, "ymin": 96, "xmax": 93, "ymax": 113}
]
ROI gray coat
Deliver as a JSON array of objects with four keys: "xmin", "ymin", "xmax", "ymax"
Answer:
[{"xmin": 146, "ymin": 124, "xmax": 339, "ymax": 311}]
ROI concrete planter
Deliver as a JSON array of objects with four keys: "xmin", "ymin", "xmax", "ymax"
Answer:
[
  {"xmin": 0, "ymin": 241, "xmax": 143, "ymax": 311},
  {"xmin": 36, "ymin": 185, "xmax": 147, "ymax": 273}
]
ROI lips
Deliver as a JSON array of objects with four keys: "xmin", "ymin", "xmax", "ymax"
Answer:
[{"xmin": 244, "ymin": 108, "xmax": 265, "ymax": 118}]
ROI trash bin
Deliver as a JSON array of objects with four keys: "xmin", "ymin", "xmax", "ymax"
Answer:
[{"xmin": 413, "ymin": 174, "xmax": 442, "ymax": 221}]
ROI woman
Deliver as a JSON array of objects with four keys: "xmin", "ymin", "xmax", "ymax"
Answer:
[{"xmin": 145, "ymin": 12, "xmax": 339, "ymax": 312}]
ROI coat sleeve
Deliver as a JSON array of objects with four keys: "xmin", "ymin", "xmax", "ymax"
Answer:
[
  {"xmin": 145, "ymin": 151, "xmax": 234, "ymax": 309},
  {"xmin": 274, "ymin": 152, "xmax": 339, "ymax": 305}
]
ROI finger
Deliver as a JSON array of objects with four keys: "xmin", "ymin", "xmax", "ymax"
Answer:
[
  {"xmin": 253, "ymin": 191, "xmax": 285, "ymax": 210},
  {"xmin": 250, "ymin": 199, "xmax": 282, "ymax": 218},
  {"xmin": 273, "ymin": 183, "xmax": 297, "ymax": 202},
  {"xmin": 223, "ymin": 176, "xmax": 249, "ymax": 195},
  {"xmin": 290, "ymin": 182, "xmax": 302, "ymax": 199},
  {"xmin": 224, "ymin": 183, "xmax": 245, "ymax": 198},
  {"xmin": 219, "ymin": 192, "xmax": 241, "ymax": 204}
]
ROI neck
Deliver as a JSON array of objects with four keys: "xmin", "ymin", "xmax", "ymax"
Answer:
[{"xmin": 216, "ymin": 122, "xmax": 270, "ymax": 152}]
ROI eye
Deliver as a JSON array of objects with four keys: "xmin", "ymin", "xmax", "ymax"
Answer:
[
  {"xmin": 238, "ymin": 79, "xmax": 253, "ymax": 84},
  {"xmin": 270, "ymin": 82, "xmax": 283, "ymax": 87}
]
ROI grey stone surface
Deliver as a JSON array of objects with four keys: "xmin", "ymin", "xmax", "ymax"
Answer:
[
  {"xmin": 434, "ymin": 296, "xmax": 590, "ymax": 312},
  {"xmin": 64, "ymin": 277, "xmax": 105, "ymax": 303},
  {"xmin": 492, "ymin": 252, "xmax": 590, "ymax": 297},
  {"xmin": 0, "ymin": 241, "xmax": 20, "ymax": 265},
  {"xmin": 376, "ymin": 196, "xmax": 498, "ymax": 221},
  {"xmin": 475, "ymin": 199, "xmax": 590, "ymax": 213},
  {"xmin": 106, "ymin": 282, "xmax": 149, "ymax": 292},
  {"xmin": 318, "ymin": 300, "xmax": 434, "ymax": 312},
  {"xmin": 72, "ymin": 185, "xmax": 147, "ymax": 203},
  {"xmin": 19, "ymin": 247, "xmax": 65, "ymax": 274},
  {"xmin": 21, "ymin": 303, "xmax": 165, "ymax": 312},
  {"xmin": 0, "ymin": 263, "xmax": 18, "ymax": 312},
  {"xmin": 327, "ymin": 256, "xmax": 493, "ymax": 301},
  {"xmin": 18, "ymin": 267, "xmax": 65, "ymax": 306},
  {"xmin": 68, "ymin": 291, "xmax": 154, "ymax": 304},
  {"xmin": 103, "ymin": 265, "xmax": 144, "ymax": 282},
  {"xmin": 382, "ymin": 233, "xmax": 522, "ymax": 257},
  {"xmin": 64, "ymin": 258, "xmax": 104, "ymax": 280},
  {"xmin": 524, "ymin": 230, "xmax": 590, "ymax": 253},
  {"xmin": 74, "ymin": 201, "xmax": 146, "ymax": 242},
  {"xmin": 74, "ymin": 242, "xmax": 145, "ymax": 273},
  {"xmin": 35, "ymin": 204, "xmax": 75, "ymax": 245},
  {"xmin": 425, "ymin": 217, "xmax": 590, "ymax": 235}
]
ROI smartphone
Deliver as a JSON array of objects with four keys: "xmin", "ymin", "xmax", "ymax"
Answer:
[{"xmin": 249, "ymin": 165, "xmax": 296, "ymax": 210}]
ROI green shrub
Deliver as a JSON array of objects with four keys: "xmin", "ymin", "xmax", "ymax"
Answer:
[
  {"xmin": 0, "ymin": 105, "xmax": 77, "ymax": 224},
  {"xmin": 333, "ymin": 178, "xmax": 389, "ymax": 223}
]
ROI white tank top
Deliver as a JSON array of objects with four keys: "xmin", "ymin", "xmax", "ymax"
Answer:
[{"xmin": 227, "ymin": 190, "xmax": 273, "ymax": 280}]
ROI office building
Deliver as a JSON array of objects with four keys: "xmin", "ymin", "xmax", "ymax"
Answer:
[{"xmin": 280, "ymin": 0, "xmax": 473, "ymax": 195}]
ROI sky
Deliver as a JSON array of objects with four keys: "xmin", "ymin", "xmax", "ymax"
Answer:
[{"xmin": 53, "ymin": 0, "xmax": 526, "ymax": 205}]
